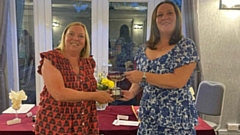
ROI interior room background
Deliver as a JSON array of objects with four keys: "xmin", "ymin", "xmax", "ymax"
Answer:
[{"xmin": 0, "ymin": 0, "xmax": 239, "ymax": 134}]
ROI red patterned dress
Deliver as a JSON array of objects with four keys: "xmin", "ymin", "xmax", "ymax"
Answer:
[{"xmin": 34, "ymin": 49, "xmax": 99, "ymax": 135}]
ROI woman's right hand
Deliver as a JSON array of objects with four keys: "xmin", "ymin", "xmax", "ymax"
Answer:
[{"xmin": 95, "ymin": 91, "xmax": 114, "ymax": 104}]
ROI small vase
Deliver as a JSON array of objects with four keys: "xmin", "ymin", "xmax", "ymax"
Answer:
[
  {"xmin": 96, "ymin": 102, "xmax": 108, "ymax": 111},
  {"xmin": 11, "ymin": 100, "xmax": 22, "ymax": 120}
]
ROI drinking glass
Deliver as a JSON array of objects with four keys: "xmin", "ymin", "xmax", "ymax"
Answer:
[
  {"xmin": 11, "ymin": 99, "xmax": 21, "ymax": 120},
  {"xmin": 96, "ymin": 101, "xmax": 108, "ymax": 111}
]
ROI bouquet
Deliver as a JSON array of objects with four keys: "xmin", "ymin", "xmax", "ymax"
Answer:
[
  {"xmin": 97, "ymin": 73, "xmax": 114, "ymax": 90},
  {"xmin": 9, "ymin": 90, "xmax": 27, "ymax": 110},
  {"xmin": 96, "ymin": 73, "xmax": 114, "ymax": 110},
  {"xmin": 8, "ymin": 90, "xmax": 27, "ymax": 120}
]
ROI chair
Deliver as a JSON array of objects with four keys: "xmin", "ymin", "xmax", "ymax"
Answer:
[{"xmin": 195, "ymin": 80, "xmax": 225, "ymax": 135}]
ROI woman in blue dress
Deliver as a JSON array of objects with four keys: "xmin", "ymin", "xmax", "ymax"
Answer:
[
  {"xmin": 122, "ymin": 1, "xmax": 199, "ymax": 135},
  {"xmin": 115, "ymin": 24, "xmax": 134, "ymax": 72}
]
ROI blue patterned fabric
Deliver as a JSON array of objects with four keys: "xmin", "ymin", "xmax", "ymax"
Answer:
[
  {"xmin": 135, "ymin": 37, "xmax": 199, "ymax": 135},
  {"xmin": 115, "ymin": 37, "xmax": 134, "ymax": 72}
]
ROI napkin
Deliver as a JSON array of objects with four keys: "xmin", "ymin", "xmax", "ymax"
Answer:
[
  {"xmin": 112, "ymin": 119, "xmax": 139, "ymax": 126},
  {"xmin": 2, "ymin": 104, "xmax": 35, "ymax": 114}
]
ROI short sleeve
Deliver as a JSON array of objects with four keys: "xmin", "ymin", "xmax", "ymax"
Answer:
[
  {"xmin": 88, "ymin": 56, "xmax": 96, "ymax": 70},
  {"xmin": 37, "ymin": 51, "xmax": 59, "ymax": 75},
  {"xmin": 174, "ymin": 38, "xmax": 199, "ymax": 68}
]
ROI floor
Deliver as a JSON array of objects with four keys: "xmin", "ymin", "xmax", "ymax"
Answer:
[{"xmin": 219, "ymin": 131, "xmax": 240, "ymax": 135}]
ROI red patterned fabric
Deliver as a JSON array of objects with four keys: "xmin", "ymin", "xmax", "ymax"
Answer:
[{"xmin": 34, "ymin": 49, "xmax": 99, "ymax": 135}]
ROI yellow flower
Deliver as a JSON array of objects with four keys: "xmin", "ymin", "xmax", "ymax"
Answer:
[{"xmin": 97, "ymin": 73, "xmax": 114, "ymax": 90}]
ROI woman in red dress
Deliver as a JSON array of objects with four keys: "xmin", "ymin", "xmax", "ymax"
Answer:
[{"xmin": 34, "ymin": 22, "xmax": 114, "ymax": 135}]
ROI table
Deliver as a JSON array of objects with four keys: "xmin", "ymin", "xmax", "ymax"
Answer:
[
  {"xmin": 0, "ymin": 106, "xmax": 215, "ymax": 135},
  {"xmin": 98, "ymin": 106, "xmax": 138, "ymax": 135}
]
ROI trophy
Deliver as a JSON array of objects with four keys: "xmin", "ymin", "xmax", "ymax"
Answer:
[{"xmin": 108, "ymin": 71, "xmax": 125, "ymax": 100}]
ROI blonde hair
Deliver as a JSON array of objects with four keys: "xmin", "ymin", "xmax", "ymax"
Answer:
[{"xmin": 56, "ymin": 22, "xmax": 90, "ymax": 58}]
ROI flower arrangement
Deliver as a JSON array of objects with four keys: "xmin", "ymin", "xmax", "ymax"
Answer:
[
  {"xmin": 8, "ymin": 90, "xmax": 28, "ymax": 120},
  {"xmin": 96, "ymin": 73, "xmax": 114, "ymax": 111},
  {"xmin": 9, "ymin": 90, "xmax": 27, "ymax": 110},
  {"xmin": 97, "ymin": 73, "xmax": 114, "ymax": 90}
]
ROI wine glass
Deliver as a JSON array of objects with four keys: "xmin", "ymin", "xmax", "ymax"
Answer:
[
  {"xmin": 96, "ymin": 101, "xmax": 108, "ymax": 111},
  {"xmin": 11, "ymin": 99, "xmax": 22, "ymax": 120},
  {"xmin": 108, "ymin": 71, "xmax": 125, "ymax": 99}
]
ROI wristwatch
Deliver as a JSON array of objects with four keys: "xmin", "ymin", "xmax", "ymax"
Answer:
[{"xmin": 142, "ymin": 72, "xmax": 146, "ymax": 82}]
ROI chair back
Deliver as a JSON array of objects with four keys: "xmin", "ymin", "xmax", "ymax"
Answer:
[{"xmin": 195, "ymin": 81, "xmax": 225, "ymax": 116}]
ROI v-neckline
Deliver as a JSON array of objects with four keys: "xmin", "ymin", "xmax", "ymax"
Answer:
[
  {"xmin": 56, "ymin": 49, "xmax": 81, "ymax": 76},
  {"xmin": 143, "ymin": 43, "xmax": 177, "ymax": 62}
]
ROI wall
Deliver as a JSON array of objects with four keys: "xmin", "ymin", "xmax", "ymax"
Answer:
[
  {"xmin": 52, "ymin": 15, "xmax": 146, "ymax": 50},
  {"xmin": 198, "ymin": 0, "xmax": 240, "ymax": 130}
]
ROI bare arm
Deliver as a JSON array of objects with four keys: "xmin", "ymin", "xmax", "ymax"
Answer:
[
  {"xmin": 115, "ymin": 44, "xmax": 121, "ymax": 55},
  {"xmin": 42, "ymin": 58, "xmax": 113, "ymax": 103},
  {"xmin": 125, "ymin": 62, "xmax": 196, "ymax": 89}
]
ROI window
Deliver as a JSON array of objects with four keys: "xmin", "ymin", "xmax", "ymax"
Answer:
[{"xmin": 16, "ymin": 0, "xmax": 36, "ymax": 104}]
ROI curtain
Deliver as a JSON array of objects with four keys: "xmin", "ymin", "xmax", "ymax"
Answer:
[
  {"xmin": 0, "ymin": 0, "xmax": 9, "ymax": 114},
  {"xmin": 181, "ymin": 0, "xmax": 203, "ymax": 93},
  {"xmin": 16, "ymin": 0, "xmax": 25, "ymax": 42}
]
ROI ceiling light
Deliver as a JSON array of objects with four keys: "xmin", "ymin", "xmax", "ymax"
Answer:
[
  {"xmin": 133, "ymin": 24, "xmax": 143, "ymax": 29},
  {"xmin": 52, "ymin": 22, "xmax": 60, "ymax": 27}
]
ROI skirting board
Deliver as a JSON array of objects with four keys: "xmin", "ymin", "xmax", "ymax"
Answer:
[{"xmin": 218, "ymin": 129, "xmax": 240, "ymax": 135}]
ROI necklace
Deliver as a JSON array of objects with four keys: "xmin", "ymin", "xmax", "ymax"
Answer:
[
  {"xmin": 69, "ymin": 60, "xmax": 79, "ymax": 70},
  {"xmin": 72, "ymin": 65, "xmax": 79, "ymax": 70},
  {"xmin": 159, "ymin": 47, "xmax": 165, "ymax": 50},
  {"xmin": 158, "ymin": 44, "xmax": 169, "ymax": 50}
]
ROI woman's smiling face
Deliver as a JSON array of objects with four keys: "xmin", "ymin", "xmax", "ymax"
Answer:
[
  {"xmin": 64, "ymin": 25, "xmax": 86, "ymax": 53},
  {"xmin": 156, "ymin": 3, "xmax": 176, "ymax": 36}
]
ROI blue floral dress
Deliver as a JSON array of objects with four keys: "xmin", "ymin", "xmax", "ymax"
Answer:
[
  {"xmin": 115, "ymin": 37, "xmax": 134, "ymax": 71},
  {"xmin": 135, "ymin": 37, "xmax": 199, "ymax": 135}
]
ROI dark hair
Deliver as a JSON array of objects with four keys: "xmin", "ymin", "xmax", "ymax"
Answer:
[
  {"xmin": 22, "ymin": 29, "xmax": 29, "ymax": 35},
  {"xmin": 147, "ymin": 1, "xmax": 183, "ymax": 50},
  {"xmin": 119, "ymin": 24, "xmax": 131, "ymax": 42}
]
